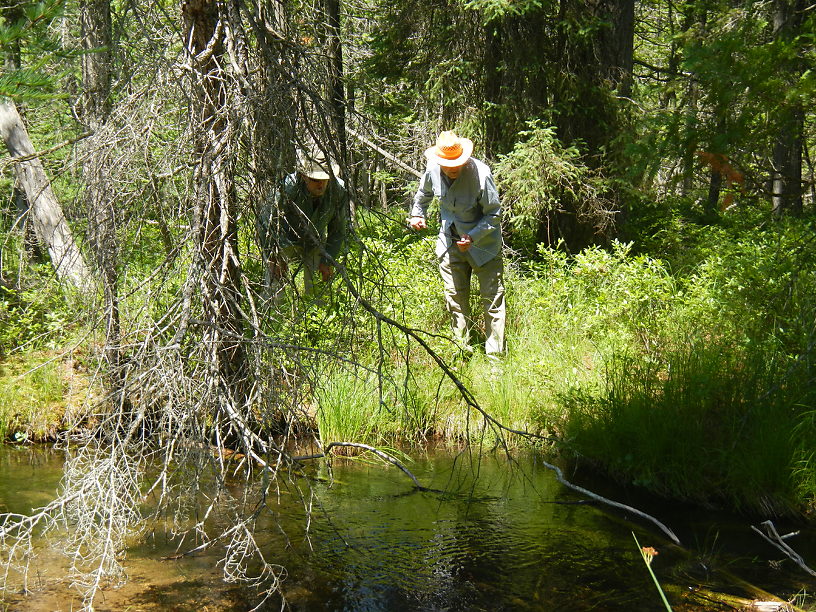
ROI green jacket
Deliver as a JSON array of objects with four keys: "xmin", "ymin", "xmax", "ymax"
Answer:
[{"xmin": 258, "ymin": 173, "xmax": 350, "ymax": 264}]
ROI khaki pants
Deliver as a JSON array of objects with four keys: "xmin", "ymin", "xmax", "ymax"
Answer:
[{"xmin": 439, "ymin": 250, "xmax": 505, "ymax": 355}]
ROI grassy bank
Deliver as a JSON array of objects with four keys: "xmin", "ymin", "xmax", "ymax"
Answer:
[
  {"xmin": 2, "ymin": 207, "xmax": 816, "ymax": 517},
  {"xmin": 0, "ymin": 352, "xmax": 92, "ymax": 442},
  {"xmin": 0, "ymin": 257, "xmax": 94, "ymax": 442}
]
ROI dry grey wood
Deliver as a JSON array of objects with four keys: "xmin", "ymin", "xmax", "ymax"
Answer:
[
  {"xmin": 752, "ymin": 520, "xmax": 816, "ymax": 577},
  {"xmin": 347, "ymin": 127, "xmax": 423, "ymax": 179},
  {"xmin": 0, "ymin": 100, "xmax": 92, "ymax": 290}
]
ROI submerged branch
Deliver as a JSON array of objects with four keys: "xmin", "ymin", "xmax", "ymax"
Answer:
[
  {"xmin": 752, "ymin": 520, "xmax": 816, "ymax": 577},
  {"xmin": 292, "ymin": 442, "xmax": 427, "ymax": 490},
  {"xmin": 546, "ymin": 459, "xmax": 681, "ymax": 545}
]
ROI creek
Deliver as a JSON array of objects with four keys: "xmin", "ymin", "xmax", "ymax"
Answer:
[{"xmin": 0, "ymin": 444, "xmax": 814, "ymax": 611}]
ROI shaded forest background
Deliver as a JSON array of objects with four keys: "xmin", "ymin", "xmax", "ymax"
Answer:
[{"xmin": 1, "ymin": 0, "xmax": 815, "ymax": 607}]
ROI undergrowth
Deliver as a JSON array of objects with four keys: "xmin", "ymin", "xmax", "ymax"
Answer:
[
  {"xmin": 339, "ymin": 208, "xmax": 816, "ymax": 514},
  {"xmin": 0, "ymin": 354, "xmax": 70, "ymax": 442}
]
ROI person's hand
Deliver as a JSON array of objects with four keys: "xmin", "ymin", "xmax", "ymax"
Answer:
[
  {"xmin": 456, "ymin": 233, "xmax": 473, "ymax": 252},
  {"xmin": 319, "ymin": 262, "xmax": 333, "ymax": 282},
  {"xmin": 268, "ymin": 257, "xmax": 288, "ymax": 279},
  {"xmin": 408, "ymin": 216, "xmax": 427, "ymax": 231}
]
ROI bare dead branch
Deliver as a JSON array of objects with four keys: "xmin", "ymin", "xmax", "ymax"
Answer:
[
  {"xmin": 752, "ymin": 520, "xmax": 816, "ymax": 577},
  {"xmin": 0, "ymin": 131, "xmax": 94, "ymax": 172}
]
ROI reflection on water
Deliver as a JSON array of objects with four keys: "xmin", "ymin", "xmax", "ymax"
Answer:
[
  {"xmin": 1, "ymin": 445, "xmax": 814, "ymax": 611},
  {"xmin": 0, "ymin": 446, "xmax": 64, "ymax": 515},
  {"xmin": 278, "ymin": 453, "xmax": 663, "ymax": 611}
]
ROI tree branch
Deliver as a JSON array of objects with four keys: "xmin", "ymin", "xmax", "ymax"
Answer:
[
  {"xmin": 348, "ymin": 127, "xmax": 422, "ymax": 179},
  {"xmin": 752, "ymin": 520, "xmax": 816, "ymax": 577},
  {"xmin": 0, "ymin": 131, "xmax": 93, "ymax": 172},
  {"xmin": 292, "ymin": 442, "xmax": 428, "ymax": 490}
]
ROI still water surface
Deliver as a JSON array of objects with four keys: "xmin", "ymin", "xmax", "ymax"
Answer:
[{"xmin": 0, "ymin": 445, "xmax": 813, "ymax": 610}]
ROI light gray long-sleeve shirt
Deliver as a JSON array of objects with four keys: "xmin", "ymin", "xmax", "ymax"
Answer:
[{"xmin": 411, "ymin": 158, "xmax": 502, "ymax": 267}]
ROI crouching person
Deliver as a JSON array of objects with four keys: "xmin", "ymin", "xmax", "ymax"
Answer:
[{"xmin": 258, "ymin": 145, "xmax": 349, "ymax": 300}]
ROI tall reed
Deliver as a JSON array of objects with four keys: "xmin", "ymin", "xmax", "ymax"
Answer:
[
  {"xmin": 562, "ymin": 340, "xmax": 811, "ymax": 514},
  {"xmin": 315, "ymin": 368, "xmax": 384, "ymax": 447}
]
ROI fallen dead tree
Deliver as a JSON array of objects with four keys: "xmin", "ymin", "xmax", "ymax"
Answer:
[{"xmin": 0, "ymin": 100, "xmax": 92, "ymax": 291}]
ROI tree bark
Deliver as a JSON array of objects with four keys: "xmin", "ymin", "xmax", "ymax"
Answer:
[
  {"xmin": 80, "ymin": 0, "xmax": 112, "ymax": 121},
  {"xmin": 4, "ymin": 3, "xmax": 41, "ymax": 259},
  {"xmin": 246, "ymin": 0, "xmax": 297, "ymax": 186},
  {"xmin": 704, "ymin": 167, "xmax": 722, "ymax": 221},
  {"xmin": 325, "ymin": 0, "xmax": 348, "ymax": 164},
  {"xmin": 0, "ymin": 100, "xmax": 91, "ymax": 290},
  {"xmin": 597, "ymin": 0, "xmax": 634, "ymax": 98},
  {"xmin": 483, "ymin": 18, "xmax": 503, "ymax": 158},
  {"xmin": 771, "ymin": 106, "xmax": 803, "ymax": 216},
  {"xmin": 182, "ymin": 0, "xmax": 247, "ymax": 392},
  {"xmin": 771, "ymin": 0, "xmax": 805, "ymax": 216},
  {"xmin": 554, "ymin": 0, "xmax": 634, "ymax": 153},
  {"xmin": 80, "ymin": 0, "xmax": 122, "ymax": 380},
  {"xmin": 540, "ymin": 0, "xmax": 634, "ymax": 250}
]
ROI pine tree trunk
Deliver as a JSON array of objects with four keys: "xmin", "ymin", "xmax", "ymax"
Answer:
[
  {"xmin": 772, "ymin": 106, "xmax": 803, "ymax": 216},
  {"xmin": 771, "ymin": 0, "xmax": 805, "ymax": 216},
  {"xmin": 80, "ymin": 0, "xmax": 122, "ymax": 381},
  {"xmin": 484, "ymin": 18, "xmax": 503, "ymax": 158},
  {"xmin": 598, "ymin": 0, "xmax": 634, "ymax": 98},
  {"xmin": 326, "ymin": 0, "xmax": 348, "ymax": 163},
  {"xmin": 182, "ymin": 0, "xmax": 247, "ymax": 392},
  {"xmin": 704, "ymin": 168, "xmax": 722, "ymax": 221}
]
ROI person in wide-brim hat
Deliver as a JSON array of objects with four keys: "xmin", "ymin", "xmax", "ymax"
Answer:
[
  {"xmin": 257, "ymin": 142, "xmax": 349, "ymax": 299},
  {"xmin": 410, "ymin": 129, "xmax": 506, "ymax": 357},
  {"xmin": 424, "ymin": 131, "xmax": 474, "ymax": 168}
]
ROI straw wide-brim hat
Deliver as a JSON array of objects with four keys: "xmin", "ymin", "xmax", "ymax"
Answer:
[
  {"xmin": 424, "ymin": 131, "xmax": 473, "ymax": 167},
  {"xmin": 298, "ymin": 147, "xmax": 340, "ymax": 180}
]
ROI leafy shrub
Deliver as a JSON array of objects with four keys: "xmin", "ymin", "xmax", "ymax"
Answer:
[
  {"xmin": 548, "ymin": 213, "xmax": 816, "ymax": 513},
  {"xmin": 494, "ymin": 122, "xmax": 615, "ymax": 254}
]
